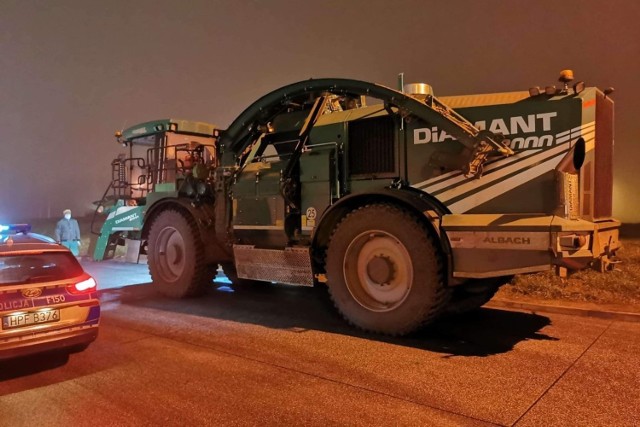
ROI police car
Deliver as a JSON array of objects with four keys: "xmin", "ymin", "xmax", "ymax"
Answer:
[{"xmin": 0, "ymin": 224, "xmax": 100, "ymax": 359}]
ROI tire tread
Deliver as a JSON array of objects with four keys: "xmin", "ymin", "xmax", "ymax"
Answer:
[
  {"xmin": 148, "ymin": 208, "xmax": 209, "ymax": 298},
  {"xmin": 326, "ymin": 203, "xmax": 450, "ymax": 335}
]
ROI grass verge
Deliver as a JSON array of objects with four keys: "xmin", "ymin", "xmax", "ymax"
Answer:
[{"xmin": 496, "ymin": 238, "xmax": 640, "ymax": 313}]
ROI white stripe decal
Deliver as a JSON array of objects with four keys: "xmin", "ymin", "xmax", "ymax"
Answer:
[
  {"xmin": 412, "ymin": 121, "xmax": 595, "ymax": 193},
  {"xmin": 412, "ymin": 169, "xmax": 460, "ymax": 190},
  {"xmin": 434, "ymin": 141, "xmax": 572, "ymax": 203},
  {"xmin": 417, "ymin": 149, "xmax": 543, "ymax": 194},
  {"xmin": 447, "ymin": 152, "xmax": 566, "ymax": 213},
  {"xmin": 438, "ymin": 132, "xmax": 594, "ymax": 212},
  {"xmin": 438, "ymin": 134, "xmax": 593, "ymax": 213},
  {"xmin": 107, "ymin": 205, "xmax": 138, "ymax": 220}
]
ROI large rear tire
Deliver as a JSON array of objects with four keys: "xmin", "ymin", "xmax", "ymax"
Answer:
[
  {"xmin": 326, "ymin": 204, "xmax": 449, "ymax": 336},
  {"xmin": 147, "ymin": 209, "xmax": 210, "ymax": 298}
]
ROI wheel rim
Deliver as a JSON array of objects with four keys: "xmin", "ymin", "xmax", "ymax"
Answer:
[
  {"xmin": 156, "ymin": 226, "xmax": 186, "ymax": 282},
  {"xmin": 343, "ymin": 230, "xmax": 413, "ymax": 312}
]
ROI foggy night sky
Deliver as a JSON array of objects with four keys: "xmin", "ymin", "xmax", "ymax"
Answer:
[{"xmin": 1, "ymin": 0, "xmax": 638, "ymax": 222}]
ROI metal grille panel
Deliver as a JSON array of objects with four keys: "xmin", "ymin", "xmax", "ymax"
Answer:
[
  {"xmin": 348, "ymin": 115, "xmax": 395, "ymax": 175},
  {"xmin": 563, "ymin": 173, "xmax": 580, "ymax": 220},
  {"xmin": 233, "ymin": 245, "xmax": 313, "ymax": 286}
]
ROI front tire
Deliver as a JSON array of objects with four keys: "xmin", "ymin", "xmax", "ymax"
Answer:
[
  {"xmin": 147, "ymin": 209, "xmax": 210, "ymax": 298},
  {"xmin": 326, "ymin": 204, "xmax": 449, "ymax": 335}
]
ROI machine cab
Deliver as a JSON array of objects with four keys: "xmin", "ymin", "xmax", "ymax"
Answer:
[
  {"xmin": 92, "ymin": 119, "xmax": 219, "ymax": 261},
  {"xmin": 112, "ymin": 119, "xmax": 220, "ymax": 200}
]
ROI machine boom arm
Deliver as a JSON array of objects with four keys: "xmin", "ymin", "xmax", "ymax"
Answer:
[{"xmin": 220, "ymin": 78, "xmax": 514, "ymax": 176}]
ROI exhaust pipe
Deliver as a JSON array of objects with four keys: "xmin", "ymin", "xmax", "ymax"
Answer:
[{"xmin": 555, "ymin": 137, "xmax": 586, "ymax": 219}]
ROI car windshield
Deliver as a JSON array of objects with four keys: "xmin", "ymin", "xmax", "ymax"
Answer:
[{"xmin": 0, "ymin": 252, "xmax": 84, "ymax": 286}]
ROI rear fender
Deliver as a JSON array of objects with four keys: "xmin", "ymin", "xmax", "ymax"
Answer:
[{"xmin": 312, "ymin": 188, "xmax": 452, "ymax": 275}]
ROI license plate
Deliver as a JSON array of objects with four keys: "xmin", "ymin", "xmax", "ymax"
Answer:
[{"xmin": 2, "ymin": 309, "xmax": 61, "ymax": 329}]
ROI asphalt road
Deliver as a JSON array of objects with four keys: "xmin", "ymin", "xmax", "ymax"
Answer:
[{"xmin": 0, "ymin": 260, "xmax": 638, "ymax": 426}]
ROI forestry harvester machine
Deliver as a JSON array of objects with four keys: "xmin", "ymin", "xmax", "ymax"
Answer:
[{"xmin": 92, "ymin": 70, "xmax": 620, "ymax": 335}]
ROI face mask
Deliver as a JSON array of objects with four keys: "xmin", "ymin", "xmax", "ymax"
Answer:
[{"xmin": 64, "ymin": 214, "xmax": 71, "ymax": 220}]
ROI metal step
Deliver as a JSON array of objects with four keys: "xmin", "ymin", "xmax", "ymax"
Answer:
[{"xmin": 233, "ymin": 245, "xmax": 314, "ymax": 286}]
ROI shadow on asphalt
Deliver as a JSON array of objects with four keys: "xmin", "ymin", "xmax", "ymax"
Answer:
[
  {"xmin": 0, "ymin": 352, "xmax": 70, "ymax": 382},
  {"xmin": 101, "ymin": 279, "xmax": 558, "ymax": 357}
]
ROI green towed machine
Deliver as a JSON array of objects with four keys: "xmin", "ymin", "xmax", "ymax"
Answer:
[
  {"xmin": 92, "ymin": 119, "xmax": 218, "ymax": 261},
  {"xmin": 93, "ymin": 71, "xmax": 621, "ymax": 335}
]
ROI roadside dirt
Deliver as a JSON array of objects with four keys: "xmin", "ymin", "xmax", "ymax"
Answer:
[{"xmin": 496, "ymin": 238, "xmax": 640, "ymax": 313}]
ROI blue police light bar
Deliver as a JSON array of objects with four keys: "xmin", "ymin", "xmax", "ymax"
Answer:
[{"xmin": 0, "ymin": 224, "xmax": 32, "ymax": 234}]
